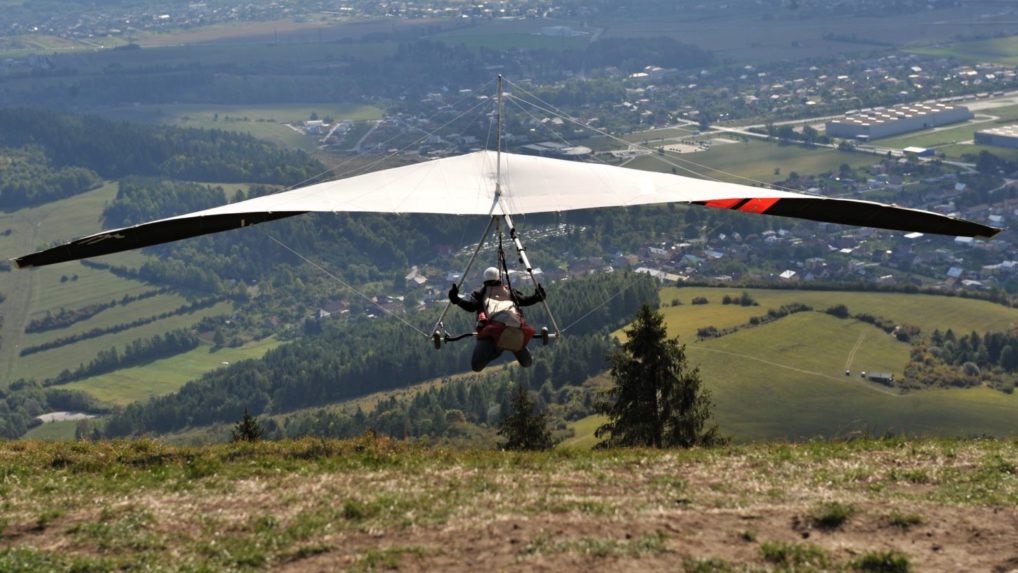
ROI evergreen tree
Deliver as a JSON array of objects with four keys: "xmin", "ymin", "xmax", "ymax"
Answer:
[
  {"xmin": 498, "ymin": 383, "xmax": 553, "ymax": 451},
  {"xmin": 231, "ymin": 408, "xmax": 263, "ymax": 442},
  {"xmin": 595, "ymin": 304, "xmax": 722, "ymax": 449}
]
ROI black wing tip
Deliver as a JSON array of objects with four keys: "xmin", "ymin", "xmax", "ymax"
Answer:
[{"xmin": 979, "ymin": 225, "xmax": 1005, "ymax": 240}]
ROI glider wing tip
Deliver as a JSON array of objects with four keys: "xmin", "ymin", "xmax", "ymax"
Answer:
[{"xmin": 976, "ymin": 226, "xmax": 1004, "ymax": 240}]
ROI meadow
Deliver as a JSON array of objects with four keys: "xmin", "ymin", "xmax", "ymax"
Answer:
[
  {"xmin": 627, "ymin": 140, "xmax": 878, "ymax": 184},
  {"xmin": 566, "ymin": 287, "xmax": 1018, "ymax": 445},
  {"xmin": 908, "ymin": 35, "xmax": 1018, "ymax": 66},
  {"xmin": 63, "ymin": 336, "xmax": 282, "ymax": 406},
  {"xmin": 13, "ymin": 300, "xmax": 235, "ymax": 383},
  {"xmin": 1, "ymin": 437, "xmax": 1015, "ymax": 571},
  {"xmin": 98, "ymin": 103, "xmax": 383, "ymax": 153},
  {"xmin": 0, "ymin": 182, "xmax": 241, "ymax": 387}
]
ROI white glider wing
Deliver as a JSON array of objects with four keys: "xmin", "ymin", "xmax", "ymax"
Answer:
[{"xmin": 14, "ymin": 150, "xmax": 1001, "ymax": 268}]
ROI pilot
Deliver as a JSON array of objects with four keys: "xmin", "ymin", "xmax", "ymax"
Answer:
[{"xmin": 449, "ymin": 266, "xmax": 545, "ymax": 372}]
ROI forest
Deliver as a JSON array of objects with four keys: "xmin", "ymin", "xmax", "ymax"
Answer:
[
  {"xmin": 0, "ymin": 109, "xmax": 324, "ymax": 201},
  {"xmin": 905, "ymin": 328, "xmax": 1018, "ymax": 393},
  {"xmin": 100, "ymin": 272, "xmax": 658, "ymax": 438}
]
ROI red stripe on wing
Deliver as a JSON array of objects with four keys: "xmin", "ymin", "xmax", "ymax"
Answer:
[
  {"xmin": 703, "ymin": 198, "xmax": 744, "ymax": 209},
  {"xmin": 737, "ymin": 198, "xmax": 780, "ymax": 214}
]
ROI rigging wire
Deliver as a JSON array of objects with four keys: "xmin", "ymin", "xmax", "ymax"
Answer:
[
  {"xmin": 503, "ymin": 78, "xmax": 808, "ymax": 193},
  {"xmin": 260, "ymin": 78, "xmax": 497, "ymax": 196}
]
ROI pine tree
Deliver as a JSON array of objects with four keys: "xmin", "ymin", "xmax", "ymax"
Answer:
[
  {"xmin": 231, "ymin": 408, "xmax": 263, "ymax": 443},
  {"xmin": 595, "ymin": 304, "xmax": 722, "ymax": 449},
  {"xmin": 498, "ymin": 383, "xmax": 554, "ymax": 451}
]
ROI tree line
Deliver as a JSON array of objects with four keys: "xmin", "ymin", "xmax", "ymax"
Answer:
[
  {"xmin": 0, "ymin": 145, "xmax": 101, "ymax": 210},
  {"xmin": 25, "ymin": 289, "xmax": 166, "ymax": 333},
  {"xmin": 19, "ymin": 298, "xmax": 220, "ymax": 356},
  {"xmin": 905, "ymin": 328, "xmax": 1018, "ymax": 394},
  {"xmin": 0, "ymin": 108, "xmax": 325, "ymax": 190},
  {"xmin": 45, "ymin": 329, "xmax": 200, "ymax": 387},
  {"xmin": 100, "ymin": 273, "xmax": 658, "ymax": 438},
  {"xmin": 0, "ymin": 380, "xmax": 109, "ymax": 439}
]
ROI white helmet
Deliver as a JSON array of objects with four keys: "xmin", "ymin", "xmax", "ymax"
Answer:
[{"xmin": 483, "ymin": 266, "xmax": 500, "ymax": 282}]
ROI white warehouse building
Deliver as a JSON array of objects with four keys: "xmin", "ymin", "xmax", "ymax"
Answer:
[
  {"xmin": 974, "ymin": 125, "xmax": 1018, "ymax": 150},
  {"xmin": 826, "ymin": 103, "xmax": 972, "ymax": 140}
]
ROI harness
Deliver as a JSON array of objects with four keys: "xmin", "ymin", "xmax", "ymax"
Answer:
[{"xmin": 475, "ymin": 283, "xmax": 536, "ymax": 352}]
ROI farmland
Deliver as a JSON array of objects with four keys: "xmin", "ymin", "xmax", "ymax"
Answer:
[
  {"xmin": 627, "ymin": 140, "xmax": 878, "ymax": 184},
  {"xmin": 64, "ymin": 336, "xmax": 282, "ymax": 405},
  {"xmin": 98, "ymin": 103, "xmax": 384, "ymax": 153},
  {"xmin": 909, "ymin": 35, "xmax": 1018, "ymax": 66},
  {"xmin": 0, "ymin": 182, "xmax": 240, "ymax": 387}
]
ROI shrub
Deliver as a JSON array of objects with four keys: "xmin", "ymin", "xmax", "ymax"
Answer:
[
  {"xmin": 691, "ymin": 296, "xmax": 709, "ymax": 305},
  {"xmin": 760, "ymin": 541, "xmax": 828, "ymax": 568},
  {"xmin": 887, "ymin": 511, "xmax": 922, "ymax": 529},
  {"xmin": 853, "ymin": 550, "xmax": 911, "ymax": 572},
  {"xmin": 808, "ymin": 500, "xmax": 855, "ymax": 529},
  {"xmin": 826, "ymin": 304, "xmax": 850, "ymax": 318}
]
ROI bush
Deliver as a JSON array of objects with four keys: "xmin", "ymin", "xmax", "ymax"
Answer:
[
  {"xmin": 887, "ymin": 511, "xmax": 922, "ymax": 529},
  {"xmin": 826, "ymin": 304, "xmax": 850, "ymax": 318},
  {"xmin": 760, "ymin": 541, "xmax": 828, "ymax": 568},
  {"xmin": 853, "ymin": 550, "xmax": 911, "ymax": 572},
  {"xmin": 808, "ymin": 500, "xmax": 854, "ymax": 529},
  {"xmin": 691, "ymin": 296, "xmax": 709, "ymax": 305}
]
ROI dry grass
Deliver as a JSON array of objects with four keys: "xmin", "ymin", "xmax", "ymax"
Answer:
[{"xmin": 1, "ymin": 437, "xmax": 1016, "ymax": 571}]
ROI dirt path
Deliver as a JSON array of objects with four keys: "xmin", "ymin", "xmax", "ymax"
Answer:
[{"xmin": 844, "ymin": 331, "xmax": 866, "ymax": 371}]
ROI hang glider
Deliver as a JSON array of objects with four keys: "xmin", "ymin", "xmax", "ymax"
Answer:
[{"xmin": 13, "ymin": 149, "xmax": 1001, "ymax": 269}]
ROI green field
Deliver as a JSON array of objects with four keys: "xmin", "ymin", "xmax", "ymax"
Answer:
[
  {"xmin": 909, "ymin": 35, "xmax": 1018, "ymax": 66},
  {"xmin": 622, "ymin": 126, "xmax": 700, "ymax": 144},
  {"xmin": 0, "ymin": 183, "xmax": 145, "ymax": 385},
  {"xmin": 558, "ymin": 414, "xmax": 608, "ymax": 449},
  {"xmin": 21, "ymin": 420, "xmax": 79, "ymax": 441},
  {"xmin": 937, "ymin": 143, "xmax": 1018, "ymax": 163},
  {"xmin": 435, "ymin": 20, "xmax": 590, "ymax": 51},
  {"xmin": 564, "ymin": 287, "xmax": 1018, "ymax": 444},
  {"xmin": 14, "ymin": 301, "xmax": 236, "ymax": 383},
  {"xmin": 0, "ymin": 180, "xmax": 266, "ymax": 387},
  {"xmin": 663, "ymin": 287, "xmax": 1018, "ymax": 338},
  {"xmin": 25, "ymin": 266, "xmax": 181, "ymax": 325},
  {"xmin": 626, "ymin": 139, "xmax": 877, "ymax": 184},
  {"xmin": 64, "ymin": 337, "xmax": 282, "ymax": 405},
  {"xmin": 97, "ymin": 103, "xmax": 383, "ymax": 152}
]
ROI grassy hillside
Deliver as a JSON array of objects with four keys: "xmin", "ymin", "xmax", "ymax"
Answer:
[
  {"xmin": 63, "ymin": 337, "xmax": 282, "ymax": 406},
  {"xmin": 1, "ymin": 437, "xmax": 1015, "ymax": 571},
  {"xmin": 557, "ymin": 287, "xmax": 1018, "ymax": 444}
]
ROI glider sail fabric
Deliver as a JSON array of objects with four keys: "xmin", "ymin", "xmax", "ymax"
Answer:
[{"xmin": 14, "ymin": 150, "xmax": 1001, "ymax": 269}]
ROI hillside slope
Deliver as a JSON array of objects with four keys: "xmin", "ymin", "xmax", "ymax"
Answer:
[{"xmin": 2, "ymin": 438, "xmax": 1016, "ymax": 571}]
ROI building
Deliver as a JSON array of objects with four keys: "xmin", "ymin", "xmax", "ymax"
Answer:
[
  {"xmin": 974, "ymin": 125, "xmax": 1018, "ymax": 150},
  {"xmin": 518, "ymin": 141, "xmax": 592, "ymax": 161},
  {"xmin": 825, "ymin": 103, "xmax": 972, "ymax": 140},
  {"xmin": 903, "ymin": 146, "xmax": 935, "ymax": 157}
]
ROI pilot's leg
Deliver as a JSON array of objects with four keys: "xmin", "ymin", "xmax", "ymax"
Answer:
[
  {"xmin": 513, "ymin": 346, "xmax": 533, "ymax": 368},
  {"xmin": 471, "ymin": 337, "xmax": 501, "ymax": 372}
]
